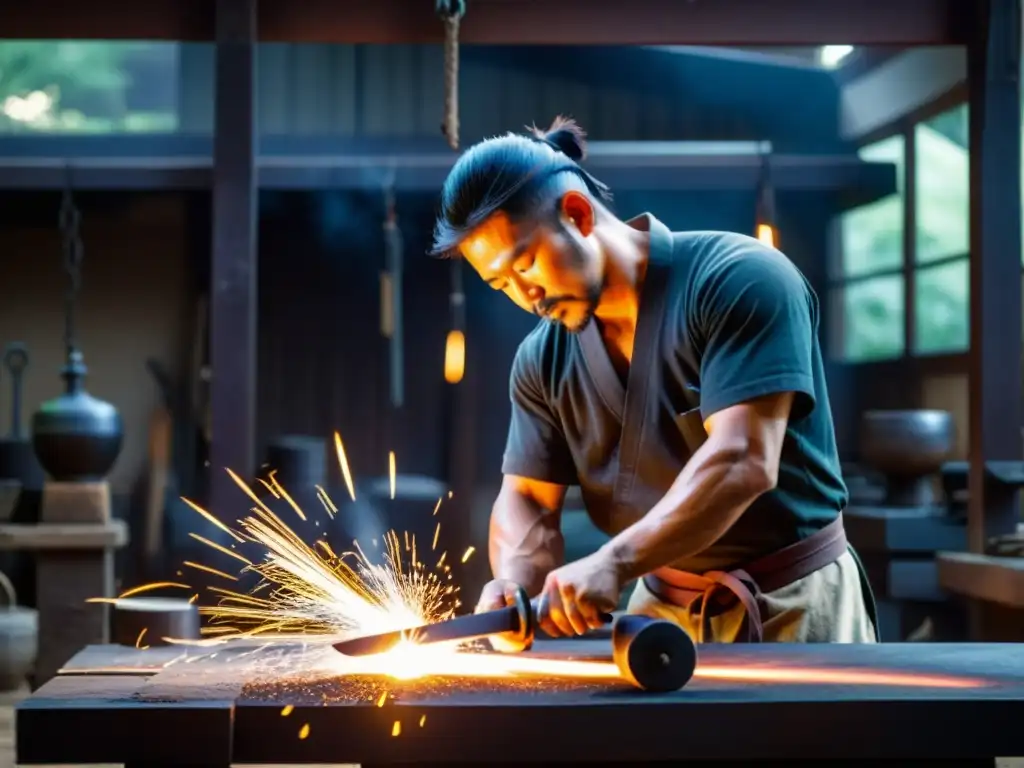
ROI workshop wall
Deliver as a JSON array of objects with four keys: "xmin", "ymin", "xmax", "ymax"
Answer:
[
  {"xmin": 0, "ymin": 193, "xmax": 193, "ymax": 495},
  {"xmin": 177, "ymin": 43, "xmax": 844, "ymax": 150},
  {"xmin": 0, "ymin": 44, "xmax": 850, "ymax": 583}
]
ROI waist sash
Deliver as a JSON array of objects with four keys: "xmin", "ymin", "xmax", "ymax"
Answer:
[{"xmin": 642, "ymin": 515, "xmax": 849, "ymax": 642}]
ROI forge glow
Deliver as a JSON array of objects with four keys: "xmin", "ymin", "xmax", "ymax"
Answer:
[{"xmin": 92, "ymin": 431, "xmax": 989, "ymax": 692}]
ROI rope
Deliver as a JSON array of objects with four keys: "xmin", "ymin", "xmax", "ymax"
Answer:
[{"xmin": 436, "ymin": 0, "xmax": 466, "ymax": 150}]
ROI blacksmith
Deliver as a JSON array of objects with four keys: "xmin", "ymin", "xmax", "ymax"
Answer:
[{"xmin": 430, "ymin": 117, "xmax": 877, "ymax": 644}]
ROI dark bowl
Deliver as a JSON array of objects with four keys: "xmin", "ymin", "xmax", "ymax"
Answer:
[
  {"xmin": 860, "ymin": 410, "xmax": 954, "ymax": 478},
  {"xmin": 32, "ymin": 431, "xmax": 123, "ymax": 482}
]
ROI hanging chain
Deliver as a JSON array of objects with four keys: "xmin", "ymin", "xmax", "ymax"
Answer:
[
  {"xmin": 436, "ymin": 0, "xmax": 466, "ymax": 150},
  {"xmin": 58, "ymin": 167, "xmax": 84, "ymax": 354}
]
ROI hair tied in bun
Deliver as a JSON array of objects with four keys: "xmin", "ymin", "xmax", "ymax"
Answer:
[{"xmin": 528, "ymin": 115, "xmax": 588, "ymax": 162}]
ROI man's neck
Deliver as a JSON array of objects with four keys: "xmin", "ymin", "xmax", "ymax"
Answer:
[{"xmin": 594, "ymin": 219, "xmax": 650, "ymax": 331}]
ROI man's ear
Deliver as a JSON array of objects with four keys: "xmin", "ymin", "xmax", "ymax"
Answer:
[{"xmin": 559, "ymin": 190, "xmax": 595, "ymax": 237}]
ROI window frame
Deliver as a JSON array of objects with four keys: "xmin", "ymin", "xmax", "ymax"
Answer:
[{"xmin": 829, "ymin": 83, "xmax": 971, "ymax": 368}]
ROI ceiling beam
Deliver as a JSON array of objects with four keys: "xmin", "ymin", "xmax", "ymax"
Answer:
[
  {"xmin": 3, "ymin": 0, "xmax": 970, "ymax": 45},
  {"xmin": 0, "ymin": 136, "xmax": 895, "ymax": 205}
]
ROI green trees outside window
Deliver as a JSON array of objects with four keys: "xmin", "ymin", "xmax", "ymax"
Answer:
[
  {"xmin": 832, "ymin": 103, "xmax": 971, "ymax": 362},
  {"xmin": 0, "ymin": 41, "xmax": 179, "ymax": 132}
]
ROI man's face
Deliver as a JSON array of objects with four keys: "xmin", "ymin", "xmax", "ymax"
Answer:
[{"xmin": 459, "ymin": 200, "xmax": 604, "ymax": 333}]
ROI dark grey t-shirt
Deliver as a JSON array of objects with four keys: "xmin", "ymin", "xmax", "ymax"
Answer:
[{"xmin": 501, "ymin": 214, "xmax": 848, "ymax": 573}]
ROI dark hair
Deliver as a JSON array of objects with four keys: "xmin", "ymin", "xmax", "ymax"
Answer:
[{"xmin": 429, "ymin": 116, "xmax": 613, "ymax": 258}]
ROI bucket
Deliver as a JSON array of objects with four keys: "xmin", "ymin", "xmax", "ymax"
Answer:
[{"xmin": 0, "ymin": 570, "xmax": 37, "ymax": 691}]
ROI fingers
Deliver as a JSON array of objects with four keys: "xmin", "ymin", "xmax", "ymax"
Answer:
[
  {"xmin": 579, "ymin": 599, "xmax": 610, "ymax": 631},
  {"xmin": 537, "ymin": 588, "xmax": 570, "ymax": 637},
  {"xmin": 475, "ymin": 579, "xmax": 517, "ymax": 613},
  {"xmin": 478, "ymin": 579, "xmax": 531, "ymax": 653},
  {"xmin": 538, "ymin": 576, "xmax": 587, "ymax": 637},
  {"xmin": 558, "ymin": 582, "xmax": 590, "ymax": 636},
  {"xmin": 489, "ymin": 631, "xmax": 530, "ymax": 654}
]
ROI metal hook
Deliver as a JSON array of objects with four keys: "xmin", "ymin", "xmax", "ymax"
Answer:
[{"xmin": 435, "ymin": 0, "xmax": 466, "ymax": 19}]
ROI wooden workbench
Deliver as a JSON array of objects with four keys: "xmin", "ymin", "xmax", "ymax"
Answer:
[{"xmin": 14, "ymin": 640, "xmax": 1024, "ymax": 765}]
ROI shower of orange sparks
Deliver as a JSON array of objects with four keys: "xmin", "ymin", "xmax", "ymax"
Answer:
[{"xmin": 93, "ymin": 430, "xmax": 988, "ymax": 692}]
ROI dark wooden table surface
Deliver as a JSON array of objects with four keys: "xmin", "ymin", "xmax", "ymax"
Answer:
[{"xmin": 15, "ymin": 640, "xmax": 1024, "ymax": 765}]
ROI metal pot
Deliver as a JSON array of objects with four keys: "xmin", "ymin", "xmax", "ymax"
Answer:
[
  {"xmin": 860, "ymin": 410, "xmax": 954, "ymax": 506},
  {"xmin": 32, "ymin": 349, "xmax": 123, "ymax": 482}
]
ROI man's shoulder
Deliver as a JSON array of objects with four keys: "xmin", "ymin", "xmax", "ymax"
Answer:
[
  {"xmin": 673, "ymin": 229, "xmax": 807, "ymax": 289},
  {"xmin": 511, "ymin": 320, "xmax": 571, "ymax": 383}
]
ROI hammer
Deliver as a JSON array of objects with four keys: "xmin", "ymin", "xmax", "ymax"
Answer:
[{"xmin": 333, "ymin": 585, "xmax": 697, "ymax": 692}]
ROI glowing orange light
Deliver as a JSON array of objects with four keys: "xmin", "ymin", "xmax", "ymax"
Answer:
[
  {"xmin": 444, "ymin": 330, "xmax": 465, "ymax": 384},
  {"xmin": 756, "ymin": 223, "xmax": 776, "ymax": 248},
  {"xmin": 694, "ymin": 665, "xmax": 985, "ymax": 689}
]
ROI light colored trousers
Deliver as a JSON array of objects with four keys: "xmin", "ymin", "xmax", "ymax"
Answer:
[{"xmin": 627, "ymin": 551, "xmax": 878, "ymax": 643}]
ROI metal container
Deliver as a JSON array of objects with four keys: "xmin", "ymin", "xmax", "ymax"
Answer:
[
  {"xmin": 860, "ymin": 410, "xmax": 954, "ymax": 507},
  {"xmin": 0, "ymin": 570, "xmax": 37, "ymax": 691},
  {"xmin": 32, "ymin": 349, "xmax": 123, "ymax": 482}
]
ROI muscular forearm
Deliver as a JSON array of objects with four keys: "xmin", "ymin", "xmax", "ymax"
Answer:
[
  {"xmin": 489, "ymin": 488, "xmax": 565, "ymax": 597},
  {"xmin": 602, "ymin": 436, "xmax": 775, "ymax": 582}
]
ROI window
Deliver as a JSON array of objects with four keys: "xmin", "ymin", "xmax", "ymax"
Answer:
[
  {"xmin": 0, "ymin": 41, "xmax": 180, "ymax": 133},
  {"xmin": 829, "ymin": 136, "xmax": 906, "ymax": 362},
  {"xmin": 829, "ymin": 102, "xmax": 972, "ymax": 363},
  {"xmin": 914, "ymin": 104, "xmax": 969, "ymax": 354}
]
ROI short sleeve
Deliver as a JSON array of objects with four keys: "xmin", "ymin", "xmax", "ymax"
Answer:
[
  {"xmin": 694, "ymin": 243, "xmax": 817, "ymax": 422},
  {"xmin": 500, "ymin": 344, "xmax": 578, "ymax": 485}
]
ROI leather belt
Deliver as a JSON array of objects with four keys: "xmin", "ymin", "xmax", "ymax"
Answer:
[{"xmin": 642, "ymin": 515, "xmax": 849, "ymax": 643}]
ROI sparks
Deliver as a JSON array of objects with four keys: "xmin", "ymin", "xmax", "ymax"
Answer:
[
  {"xmin": 184, "ymin": 561, "xmax": 238, "ymax": 582},
  {"xmin": 118, "ymin": 581, "xmax": 191, "ymax": 598},
  {"xmin": 333, "ymin": 431, "xmax": 357, "ymax": 502},
  {"xmin": 461, "ymin": 546, "xmax": 475, "ymax": 564},
  {"xmin": 391, "ymin": 720, "xmax": 401, "ymax": 737},
  {"xmin": 389, "ymin": 451, "xmax": 397, "ymax": 500},
  {"xmin": 94, "ymin": 434, "xmax": 606, "ymax": 685}
]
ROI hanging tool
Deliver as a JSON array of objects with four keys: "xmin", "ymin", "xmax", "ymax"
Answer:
[
  {"xmin": 0, "ymin": 343, "xmax": 41, "ymax": 488},
  {"xmin": 3, "ymin": 345, "xmax": 28, "ymax": 441},
  {"xmin": 381, "ymin": 181, "xmax": 405, "ymax": 410},
  {"xmin": 436, "ymin": 0, "xmax": 466, "ymax": 150}
]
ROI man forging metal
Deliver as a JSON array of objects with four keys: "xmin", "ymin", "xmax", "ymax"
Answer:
[{"xmin": 430, "ymin": 117, "xmax": 878, "ymax": 646}]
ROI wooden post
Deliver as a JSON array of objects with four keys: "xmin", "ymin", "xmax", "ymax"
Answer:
[
  {"xmin": 966, "ymin": 0, "xmax": 1022, "ymax": 553},
  {"xmin": 209, "ymin": 0, "xmax": 259, "ymax": 520}
]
